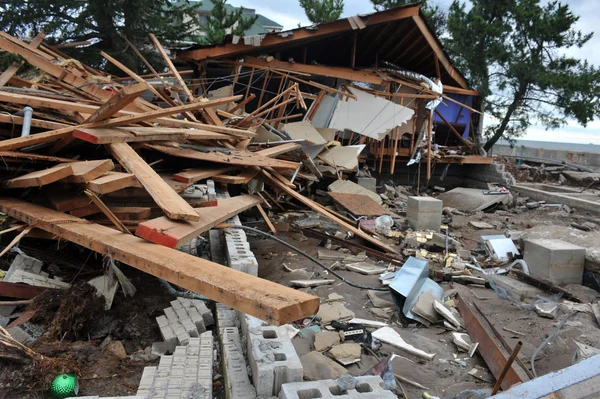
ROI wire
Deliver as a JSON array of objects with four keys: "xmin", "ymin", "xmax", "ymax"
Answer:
[
  {"xmin": 219, "ymin": 225, "xmax": 389, "ymax": 291},
  {"xmin": 530, "ymin": 311, "xmax": 575, "ymax": 377}
]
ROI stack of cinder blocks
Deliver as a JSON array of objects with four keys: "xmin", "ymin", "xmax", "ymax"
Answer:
[
  {"xmin": 136, "ymin": 332, "xmax": 214, "ymax": 399},
  {"xmin": 216, "ymin": 209, "xmax": 303, "ymax": 399},
  {"xmin": 156, "ymin": 297, "xmax": 214, "ymax": 353}
]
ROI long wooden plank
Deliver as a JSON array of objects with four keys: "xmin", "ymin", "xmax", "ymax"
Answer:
[
  {"xmin": 149, "ymin": 33, "xmax": 195, "ymax": 101},
  {"xmin": 84, "ymin": 189, "xmax": 131, "ymax": 234},
  {"xmin": 0, "ymin": 151, "xmax": 75, "ymax": 163},
  {"xmin": 173, "ymin": 166, "xmax": 237, "ymax": 184},
  {"xmin": 254, "ymin": 143, "xmax": 301, "ymax": 157},
  {"xmin": 145, "ymin": 144, "xmax": 300, "ymax": 170},
  {"xmin": 0, "ymin": 114, "xmax": 69, "ymax": 130},
  {"xmin": 108, "ymin": 142, "xmax": 199, "ymax": 221},
  {"xmin": 0, "ymin": 198, "xmax": 319, "ymax": 325},
  {"xmin": 0, "ymin": 95, "xmax": 242, "ymax": 151},
  {"xmin": 84, "ymin": 82, "xmax": 150, "ymax": 123},
  {"xmin": 0, "ymin": 62, "xmax": 22, "ymax": 87},
  {"xmin": 62, "ymin": 160, "xmax": 114, "ymax": 183},
  {"xmin": 71, "ymin": 205, "xmax": 151, "ymax": 219},
  {"xmin": 262, "ymin": 170, "xmax": 399, "ymax": 254},
  {"xmin": 212, "ymin": 168, "xmax": 260, "ymax": 185},
  {"xmin": 3, "ymin": 164, "xmax": 73, "ymax": 188},
  {"xmin": 73, "ymin": 127, "xmax": 232, "ymax": 144},
  {"xmin": 136, "ymin": 194, "xmax": 261, "ymax": 248},
  {"xmin": 0, "ymin": 91, "xmax": 129, "ymax": 116},
  {"xmin": 86, "ymin": 172, "xmax": 141, "ymax": 194}
]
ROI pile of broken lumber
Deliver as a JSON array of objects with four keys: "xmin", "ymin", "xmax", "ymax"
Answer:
[{"xmin": 0, "ymin": 31, "xmax": 403, "ymax": 325}]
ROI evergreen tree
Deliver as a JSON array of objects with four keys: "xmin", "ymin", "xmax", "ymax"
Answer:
[
  {"xmin": 0, "ymin": 0, "xmax": 201, "ymax": 73},
  {"xmin": 370, "ymin": 0, "xmax": 446, "ymax": 36},
  {"xmin": 203, "ymin": 0, "xmax": 258, "ymax": 44},
  {"xmin": 299, "ymin": 0, "xmax": 344, "ymax": 24},
  {"xmin": 445, "ymin": 0, "xmax": 600, "ymax": 150}
]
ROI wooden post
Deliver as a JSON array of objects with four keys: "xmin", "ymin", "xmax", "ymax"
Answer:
[
  {"xmin": 257, "ymin": 70, "xmax": 271, "ymax": 108},
  {"xmin": 426, "ymin": 110, "xmax": 433, "ymax": 181}
]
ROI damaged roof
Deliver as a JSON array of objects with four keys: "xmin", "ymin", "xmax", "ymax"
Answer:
[{"xmin": 178, "ymin": 4, "xmax": 470, "ymax": 89}]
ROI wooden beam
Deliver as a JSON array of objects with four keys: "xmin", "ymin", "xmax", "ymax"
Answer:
[
  {"xmin": 0, "ymin": 198, "xmax": 319, "ymax": 325},
  {"xmin": 62, "ymin": 160, "xmax": 115, "ymax": 183},
  {"xmin": 179, "ymin": 6, "xmax": 419, "ymax": 62},
  {"xmin": 84, "ymin": 82, "xmax": 150, "ymax": 123},
  {"xmin": 257, "ymin": 204, "xmax": 277, "ymax": 235},
  {"xmin": 86, "ymin": 172, "xmax": 141, "ymax": 194},
  {"xmin": 173, "ymin": 166, "xmax": 237, "ymax": 184},
  {"xmin": 71, "ymin": 205, "xmax": 151, "ymax": 219},
  {"xmin": 0, "ymin": 114, "xmax": 69, "ymax": 130},
  {"xmin": 107, "ymin": 142, "xmax": 200, "ymax": 221},
  {"xmin": 136, "ymin": 194, "xmax": 261, "ymax": 248},
  {"xmin": 84, "ymin": 189, "xmax": 131, "ymax": 234},
  {"xmin": 434, "ymin": 109, "xmax": 473, "ymax": 148},
  {"xmin": 262, "ymin": 170, "xmax": 399, "ymax": 254},
  {"xmin": 442, "ymin": 86, "xmax": 480, "ymax": 96},
  {"xmin": 411, "ymin": 15, "xmax": 469, "ymax": 89},
  {"xmin": 149, "ymin": 33, "xmax": 194, "ymax": 100},
  {"xmin": 0, "ymin": 95, "xmax": 242, "ymax": 151},
  {"xmin": 0, "ymin": 151, "xmax": 74, "ymax": 163},
  {"xmin": 145, "ymin": 143, "xmax": 300, "ymax": 170},
  {"xmin": 0, "ymin": 91, "xmax": 130, "ymax": 116},
  {"xmin": 73, "ymin": 127, "xmax": 232, "ymax": 144},
  {"xmin": 0, "ymin": 62, "xmax": 22, "ymax": 87},
  {"xmin": 239, "ymin": 56, "xmax": 384, "ymax": 85},
  {"xmin": 212, "ymin": 168, "xmax": 260, "ymax": 184},
  {"xmin": 3, "ymin": 164, "xmax": 73, "ymax": 188}
]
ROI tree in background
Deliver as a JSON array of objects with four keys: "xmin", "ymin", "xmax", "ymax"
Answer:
[
  {"xmin": 446, "ymin": 0, "xmax": 600, "ymax": 150},
  {"xmin": 299, "ymin": 0, "xmax": 344, "ymax": 24},
  {"xmin": 370, "ymin": 0, "xmax": 446, "ymax": 36},
  {"xmin": 203, "ymin": 0, "xmax": 258, "ymax": 44},
  {"xmin": 0, "ymin": 0, "xmax": 201, "ymax": 73}
]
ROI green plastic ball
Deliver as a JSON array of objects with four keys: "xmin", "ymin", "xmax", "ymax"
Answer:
[{"xmin": 49, "ymin": 373, "xmax": 79, "ymax": 399}]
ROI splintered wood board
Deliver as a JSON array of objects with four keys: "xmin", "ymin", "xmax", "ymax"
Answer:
[
  {"xmin": 0, "ymin": 198, "xmax": 319, "ymax": 326},
  {"xmin": 107, "ymin": 142, "xmax": 199, "ymax": 221},
  {"xmin": 136, "ymin": 194, "xmax": 261, "ymax": 248},
  {"xmin": 329, "ymin": 192, "xmax": 391, "ymax": 217},
  {"xmin": 62, "ymin": 160, "xmax": 114, "ymax": 183},
  {"xmin": 145, "ymin": 144, "xmax": 300, "ymax": 170},
  {"xmin": 3, "ymin": 164, "xmax": 73, "ymax": 188},
  {"xmin": 86, "ymin": 172, "xmax": 141, "ymax": 194}
]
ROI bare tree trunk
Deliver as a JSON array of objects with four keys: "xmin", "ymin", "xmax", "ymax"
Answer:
[{"xmin": 483, "ymin": 87, "xmax": 527, "ymax": 151}]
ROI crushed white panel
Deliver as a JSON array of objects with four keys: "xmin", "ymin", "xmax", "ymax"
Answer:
[{"xmin": 327, "ymin": 87, "xmax": 414, "ymax": 141}]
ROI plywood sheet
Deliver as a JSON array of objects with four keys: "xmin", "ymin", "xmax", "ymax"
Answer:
[
  {"xmin": 328, "ymin": 179, "xmax": 382, "ymax": 205},
  {"xmin": 329, "ymin": 192, "xmax": 390, "ymax": 216}
]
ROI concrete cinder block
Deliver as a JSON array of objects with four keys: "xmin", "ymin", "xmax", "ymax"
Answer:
[
  {"xmin": 524, "ymin": 239, "xmax": 586, "ymax": 284},
  {"xmin": 193, "ymin": 299, "xmax": 215, "ymax": 327},
  {"xmin": 279, "ymin": 376, "xmax": 395, "ymax": 399},
  {"xmin": 407, "ymin": 196, "xmax": 443, "ymax": 232},
  {"xmin": 356, "ymin": 177, "xmax": 377, "ymax": 193},
  {"xmin": 216, "ymin": 303, "xmax": 240, "ymax": 331},
  {"xmin": 220, "ymin": 327, "xmax": 257, "ymax": 399},
  {"xmin": 246, "ymin": 321, "xmax": 303, "ymax": 397}
]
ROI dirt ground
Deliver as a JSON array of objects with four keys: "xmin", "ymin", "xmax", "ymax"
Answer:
[
  {"xmin": 0, "ymin": 267, "xmax": 174, "ymax": 399},
  {"xmin": 249, "ymin": 201, "xmax": 600, "ymax": 398},
  {"xmin": 1, "ymin": 183, "xmax": 599, "ymax": 398}
]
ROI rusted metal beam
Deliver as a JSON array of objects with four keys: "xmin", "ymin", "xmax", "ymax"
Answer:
[{"xmin": 457, "ymin": 293, "xmax": 529, "ymax": 391}]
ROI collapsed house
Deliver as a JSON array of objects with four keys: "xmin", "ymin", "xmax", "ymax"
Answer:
[{"xmin": 1, "ymin": 4, "xmax": 600, "ymax": 399}]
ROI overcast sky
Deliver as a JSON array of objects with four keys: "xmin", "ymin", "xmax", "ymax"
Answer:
[{"xmin": 227, "ymin": 0, "xmax": 600, "ymax": 144}]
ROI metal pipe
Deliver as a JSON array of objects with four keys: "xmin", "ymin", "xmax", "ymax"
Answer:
[
  {"xmin": 20, "ymin": 106, "xmax": 33, "ymax": 137},
  {"xmin": 491, "ymin": 341, "xmax": 523, "ymax": 395}
]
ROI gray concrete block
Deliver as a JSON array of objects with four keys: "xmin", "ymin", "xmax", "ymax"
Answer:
[
  {"xmin": 221, "ymin": 327, "xmax": 257, "ymax": 399},
  {"xmin": 193, "ymin": 299, "xmax": 215, "ymax": 327},
  {"xmin": 279, "ymin": 376, "xmax": 395, "ymax": 399},
  {"xmin": 356, "ymin": 177, "xmax": 377, "ymax": 193},
  {"xmin": 407, "ymin": 196, "xmax": 443, "ymax": 232},
  {"xmin": 246, "ymin": 321, "xmax": 303, "ymax": 397},
  {"xmin": 524, "ymin": 239, "xmax": 586, "ymax": 284},
  {"xmin": 216, "ymin": 303, "xmax": 239, "ymax": 331},
  {"xmin": 156, "ymin": 315, "xmax": 178, "ymax": 353}
]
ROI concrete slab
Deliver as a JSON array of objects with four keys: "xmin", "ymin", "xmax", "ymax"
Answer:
[
  {"xmin": 437, "ymin": 187, "xmax": 512, "ymax": 211},
  {"xmin": 407, "ymin": 196, "xmax": 442, "ymax": 231}
]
